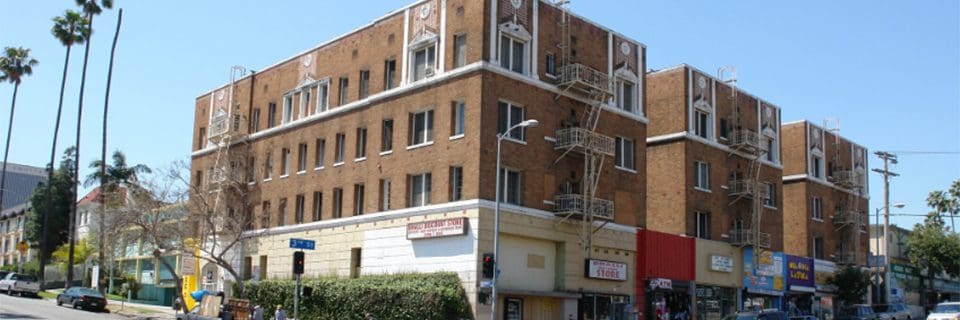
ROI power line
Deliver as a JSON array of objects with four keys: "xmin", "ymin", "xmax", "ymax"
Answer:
[{"xmin": 885, "ymin": 150, "xmax": 960, "ymax": 155}]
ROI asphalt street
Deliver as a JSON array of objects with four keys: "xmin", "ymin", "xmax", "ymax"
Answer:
[{"xmin": 0, "ymin": 292, "xmax": 127, "ymax": 320}]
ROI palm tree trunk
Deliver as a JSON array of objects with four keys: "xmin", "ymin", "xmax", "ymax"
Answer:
[
  {"xmin": 40, "ymin": 41, "xmax": 75, "ymax": 285},
  {"xmin": 0, "ymin": 82, "xmax": 19, "ymax": 211},
  {"xmin": 97, "ymin": 9, "xmax": 122, "ymax": 294},
  {"xmin": 68, "ymin": 13, "xmax": 96, "ymax": 289}
]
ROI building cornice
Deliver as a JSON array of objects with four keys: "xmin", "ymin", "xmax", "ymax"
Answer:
[
  {"xmin": 646, "ymin": 131, "xmax": 784, "ymax": 170},
  {"xmin": 782, "ymin": 173, "xmax": 870, "ymax": 199}
]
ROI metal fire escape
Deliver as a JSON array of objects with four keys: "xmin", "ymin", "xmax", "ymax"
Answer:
[
  {"xmin": 206, "ymin": 66, "xmax": 251, "ymax": 226},
  {"xmin": 721, "ymin": 67, "xmax": 772, "ymax": 250},
  {"xmin": 551, "ymin": 0, "xmax": 616, "ymax": 259},
  {"xmin": 825, "ymin": 119, "xmax": 864, "ymax": 265}
]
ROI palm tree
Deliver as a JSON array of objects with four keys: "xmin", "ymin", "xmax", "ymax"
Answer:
[
  {"xmin": 0, "ymin": 47, "xmax": 38, "ymax": 211},
  {"xmin": 85, "ymin": 150, "xmax": 151, "ymax": 192},
  {"xmin": 40, "ymin": 9, "xmax": 89, "ymax": 285},
  {"xmin": 96, "ymin": 7, "xmax": 123, "ymax": 294},
  {"xmin": 67, "ymin": 0, "xmax": 113, "ymax": 289}
]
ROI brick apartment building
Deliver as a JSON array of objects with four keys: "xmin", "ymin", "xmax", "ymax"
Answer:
[
  {"xmin": 645, "ymin": 65, "xmax": 786, "ymax": 311},
  {"xmin": 191, "ymin": 0, "xmax": 648, "ymax": 318},
  {"xmin": 781, "ymin": 121, "xmax": 870, "ymax": 260}
]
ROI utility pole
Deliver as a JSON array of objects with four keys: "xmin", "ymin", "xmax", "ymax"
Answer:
[{"xmin": 872, "ymin": 151, "xmax": 898, "ymax": 304}]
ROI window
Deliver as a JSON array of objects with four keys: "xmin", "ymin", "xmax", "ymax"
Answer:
[
  {"xmin": 263, "ymin": 152, "xmax": 273, "ymax": 180},
  {"xmin": 314, "ymin": 139, "xmax": 325, "ymax": 169},
  {"xmin": 812, "ymin": 237, "xmax": 824, "ymax": 259},
  {"xmin": 454, "ymin": 34, "xmax": 467, "ymax": 68},
  {"xmin": 695, "ymin": 211, "xmax": 710, "ymax": 240},
  {"xmin": 251, "ymin": 108, "xmax": 261, "ymax": 132},
  {"xmin": 765, "ymin": 138, "xmax": 775, "ymax": 161},
  {"xmin": 812, "ymin": 155, "xmax": 823, "ymax": 178},
  {"xmin": 545, "ymin": 53, "xmax": 556, "ymax": 76},
  {"xmin": 311, "ymin": 191, "xmax": 322, "ymax": 221},
  {"xmin": 694, "ymin": 110, "xmax": 710, "ymax": 139},
  {"xmin": 277, "ymin": 198, "xmax": 287, "ymax": 226},
  {"xmin": 198, "ymin": 127, "xmax": 206, "ymax": 149},
  {"xmin": 379, "ymin": 179, "xmax": 392, "ymax": 211},
  {"xmin": 719, "ymin": 118, "xmax": 729, "ymax": 140},
  {"xmin": 409, "ymin": 110, "xmax": 435, "ymax": 146},
  {"xmin": 267, "ymin": 103, "xmax": 277, "ymax": 128},
  {"xmin": 359, "ymin": 70, "xmax": 370, "ymax": 99},
  {"xmin": 384, "ymin": 59, "xmax": 396, "ymax": 90},
  {"xmin": 381, "ymin": 119, "xmax": 394, "ymax": 152},
  {"xmin": 412, "ymin": 44, "xmax": 437, "ymax": 82},
  {"xmin": 356, "ymin": 128, "xmax": 368, "ymax": 159},
  {"xmin": 338, "ymin": 77, "xmax": 349, "ymax": 105},
  {"xmin": 616, "ymin": 79, "xmax": 636, "ymax": 113},
  {"xmin": 282, "ymin": 95, "xmax": 294, "ymax": 124},
  {"xmin": 409, "ymin": 173, "xmax": 432, "ymax": 207},
  {"xmin": 247, "ymin": 157, "xmax": 257, "ymax": 183},
  {"xmin": 450, "ymin": 101, "xmax": 466, "ymax": 137},
  {"xmin": 350, "ymin": 248, "xmax": 362, "ymax": 279},
  {"xmin": 300, "ymin": 88, "xmax": 312, "ymax": 119},
  {"xmin": 450, "ymin": 166, "xmax": 464, "ymax": 201},
  {"xmin": 258, "ymin": 255, "xmax": 268, "ymax": 279},
  {"xmin": 261, "ymin": 201, "xmax": 271, "ymax": 228},
  {"xmin": 297, "ymin": 143, "xmax": 308, "ymax": 173},
  {"xmin": 812, "ymin": 197, "xmax": 823, "ymax": 220},
  {"xmin": 694, "ymin": 161, "xmax": 710, "ymax": 191},
  {"xmin": 317, "ymin": 82, "xmax": 329, "ymax": 113},
  {"xmin": 335, "ymin": 133, "xmax": 346, "ymax": 164},
  {"xmin": 499, "ymin": 35, "xmax": 526, "ymax": 74},
  {"xmin": 333, "ymin": 188, "xmax": 343, "ymax": 218},
  {"xmin": 295, "ymin": 194, "xmax": 305, "ymax": 224},
  {"xmin": 615, "ymin": 137, "xmax": 635, "ymax": 170},
  {"xmin": 497, "ymin": 101, "xmax": 525, "ymax": 141},
  {"xmin": 354, "ymin": 184, "xmax": 365, "ymax": 215},
  {"xmin": 499, "ymin": 168, "xmax": 522, "ymax": 205},
  {"xmin": 763, "ymin": 183, "xmax": 777, "ymax": 208},
  {"xmin": 280, "ymin": 147, "xmax": 290, "ymax": 176}
]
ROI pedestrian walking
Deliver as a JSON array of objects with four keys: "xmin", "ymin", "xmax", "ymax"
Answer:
[
  {"xmin": 364, "ymin": 312, "xmax": 376, "ymax": 320},
  {"xmin": 275, "ymin": 305, "xmax": 287, "ymax": 320},
  {"xmin": 252, "ymin": 304, "xmax": 264, "ymax": 320}
]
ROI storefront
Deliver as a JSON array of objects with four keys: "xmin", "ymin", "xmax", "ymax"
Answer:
[
  {"xmin": 694, "ymin": 239, "xmax": 743, "ymax": 320},
  {"xmin": 637, "ymin": 230, "xmax": 695, "ymax": 320},
  {"xmin": 890, "ymin": 263, "xmax": 922, "ymax": 305},
  {"xmin": 579, "ymin": 259, "xmax": 634, "ymax": 320},
  {"xmin": 742, "ymin": 248, "xmax": 784, "ymax": 311},
  {"xmin": 784, "ymin": 255, "xmax": 815, "ymax": 316},
  {"xmin": 813, "ymin": 259, "xmax": 837, "ymax": 320}
]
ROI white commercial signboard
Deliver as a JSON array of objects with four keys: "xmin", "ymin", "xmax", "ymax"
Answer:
[
  {"xmin": 585, "ymin": 259, "xmax": 627, "ymax": 281},
  {"xmin": 406, "ymin": 217, "xmax": 468, "ymax": 240},
  {"xmin": 182, "ymin": 256, "xmax": 196, "ymax": 276},
  {"xmin": 711, "ymin": 255, "xmax": 733, "ymax": 273}
]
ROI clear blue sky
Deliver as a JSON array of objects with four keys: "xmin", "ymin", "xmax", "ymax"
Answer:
[{"xmin": 1, "ymin": 1, "xmax": 957, "ymax": 228}]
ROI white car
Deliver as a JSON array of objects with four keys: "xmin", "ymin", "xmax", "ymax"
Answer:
[
  {"xmin": 0, "ymin": 272, "xmax": 40, "ymax": 297},
  {"xmin": 927, "ymin": 302, "xmax": 960, "ymax": 320}
]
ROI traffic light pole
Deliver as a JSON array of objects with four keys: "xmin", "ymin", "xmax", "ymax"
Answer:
[{"xmin": 294, "ymin": 249, "xmax": 302, "ymax": 320}]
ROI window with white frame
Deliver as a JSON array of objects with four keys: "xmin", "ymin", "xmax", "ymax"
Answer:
[
  {"xmin": 381, "ymin": 119, "xmax": 394, "ymax": 152},
  {"xmin": 450, "ymin": 166, "xmax": 463, "ymax": 201},
  {"xmin": 354, "ymin": 184, "xmax": 365, "ymax": 215},
  {"xmin": 812, "ymin": 236, "xmax": 824, "ymax": 259},
  {"xmin": 359, "ymin": 70, "xmax": 370, "ymax": 99},
  {"xmin": 409, "ymin": 172, "xmax": 432, "ymax": 207},
  {"xmin": 411, "ymin": 44, "xmax": 437, "ymax": 82},
  {"xmin": 295, "ymin": 194, "xmax": 305, "ymax": 224},
  {"xmin": 297, "ymin": 143, "xmax": 308, "ymax": 173},
  {"xmin": 811, "ymin": 154, "xmax": 824, "ymax": 179},
  {"xmin": 812, "ymin": 197, "xmax": 823, "ymax": 220},
  {"xmin": 499, "ymin": 168, "xmax": 522, "ymax": 205},
  {"xmin": 267, "ymin": 103, "xmax": 277, "ymax": 128},
  {"xmin": 263, "ymin": 152, "xmax": 273, "ymax": 180},
  {"xmin": 282, "ymin": 95, "xmax": 294, "ymax": 124},
  {"xmin": 453, "ymin": 34, "xmax": 467, "ymax": 68},
  {"xmin": 452, "ymin": 101, "xmax": 465, "ymax": 137},
  {"xmin": 694, "ymin": 161, "xmax": 710, "ymax": 191},
  {"xmin": 409, "ymin": 110, "xmax": 434, "ymax": 146},
  {"xmin": 335, "ymin": 133, "xmax": 346, "ymax": 164},
  {"xmin": 384, "ymin": 59, "xmax": 396, "ymax": 90},
  {"xmin": 379, "ymin": 179, "xmax": 391, "ymax": 211},
  {"xmin": 695, "ymin": 211, "xmax": 710, "ymax": 240},
  {"xmin": 615, "ymin": 137, "xmax": 635, "ymax": 170},
  {"xmin": 499, "ymin": 35, "xmax": 526, "ymax": 74},
  {"xmin": 765, "ymin": 137, "xmax": 776, "ymax": 162},
  {"xmin": 497, "ymin": 101, "xmax": 525, "ymax": 141},
  {"xmin": 247, "ymin": 157, "xmax": 257, "ymax": 183},
  {"xmin": 280, "ymin": 147, "xmax": 290, "ymax": 176},
  {"xmin": 545, "ymin": 53, "xmax": 556, "ymax": 76},
  {"xmin": 277, "ymin": 198, "xmax": 287, "ymax": 227},
  {"xmin": 616, "ymin": 78, "xmax": 637, "ymax": 113},
  {"xmin": 314, "ymin": 138, "xmax": 325, "ymax": 169},
  {"xmin": 300, "ymin": 87, "xmax": 312, "ymax": 119},
  {"xmin": 763, "ymin": 183, "xmax": 777, "ymax": 208},
  {"xmin": 312, "ymin": 191, "xmax": 322, "ymax": 221},
  {"xmin": 338, "ymin": 77, "xmax": 349, "ymax": 106},
  {"xmin": 333, "ymin": 188, "xmax": 343, "ymax": 218},
  {"xmin": 356, "ymin": 127, "xmax": 367, "ymax": 159},
  {"xmin": 694, "ymin": 110, "xmax": 711, "ymax": 139},
  {"xmin": 317, "ymin": 82, "xmax": 329, "ymax": 113}
]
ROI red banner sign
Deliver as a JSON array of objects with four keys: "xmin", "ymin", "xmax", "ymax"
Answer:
[{"xmin": 406, "ymin": 217, "xmax": 468, "ymax": 240}]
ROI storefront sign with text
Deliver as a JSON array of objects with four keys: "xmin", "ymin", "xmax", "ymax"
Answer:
[
  {"xmin": 585, "ymin": 259, "xmax": 627, "ymax": 281},
  {"xmin": 711, "ymin": 255, "xmax": 734, "ymax": 273},
  {"xmin": 406, "ymin": 217, "xmax": 468, "ymax": 240}
]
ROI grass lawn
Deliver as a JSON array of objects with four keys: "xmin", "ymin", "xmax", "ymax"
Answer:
[{"xmin": 37, "ymin": 291, "xmax": 56, "ymax": 300}]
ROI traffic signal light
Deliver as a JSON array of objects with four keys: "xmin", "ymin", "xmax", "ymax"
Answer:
[
  {"xmin": 293, "ymin": 251, "xmax": 305, "ymax": 274},
  {"xmin": 482, "ymin": 253, "xmax": 495, "ymax": 279},
  {"xmin": 302, "ymin": 286, "xmax": 313, "ymax": 297}
]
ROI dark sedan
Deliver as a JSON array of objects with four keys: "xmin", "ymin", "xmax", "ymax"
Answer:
[{"xmin": 56, "ymin": 287, "xmax": 108, "ymax": 312}]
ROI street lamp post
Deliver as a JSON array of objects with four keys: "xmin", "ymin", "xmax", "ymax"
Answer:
[
  {"xmin": 491, "ymin": 119, "xmax": 539, "ymax": 320},
  {"xmin": 873, "ymin": 203, "xmax": 905, "ymax": 303}
]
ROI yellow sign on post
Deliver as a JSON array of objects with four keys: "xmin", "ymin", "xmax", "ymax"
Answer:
[
  {"xmin": 181, "ymin": 245, "xmax": 201, "ymax": 311},
  {"xmin": 15, "ymin": 242, "xmax": 28, "ymax": 254}
]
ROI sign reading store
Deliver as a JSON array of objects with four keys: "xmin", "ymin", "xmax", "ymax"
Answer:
[
  {"xmin": 406, "ymin": 217, "xmax": 468, "ymax": 240},
  {"xmin": 585, "ymin": 259, "xmax": 628, "ymax": 281}
]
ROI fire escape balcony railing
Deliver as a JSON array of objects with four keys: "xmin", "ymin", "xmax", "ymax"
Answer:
[
  {"xmin": 728, "ymin": 130, "xmax": 763, "ymax": 152},
  {"xmin": 557, "ymin": 63, "xmax": 613, "ymax": 96},
  {"xmin": 728, "ymin": 229, "xmax": 772, "ymax": 248},
  {"xmin": 835, "ymin": 250, "xmax": 858, "ymax": 265},
  {"xmin": 728, "ymin": 179, "xmax": 766, "ymax": 199},
  {"xmin": 833, "ymin": 211, "xmax": 863, "ymax": 226},
  {"xmin": 554, "ymin": 128, "xmax": 616, "ymax": 156},
  {"xmin": 828, "ymin": 170, "xmax": 861, "ymax": 189},
  {"xmin": 553, "ymin": 194, "xmax": 615, "ymax": 221}
]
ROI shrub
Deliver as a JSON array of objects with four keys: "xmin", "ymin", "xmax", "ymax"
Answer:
[{"xmin": 242, "ymin": 272, "xmax": 472, "ymax": 320}]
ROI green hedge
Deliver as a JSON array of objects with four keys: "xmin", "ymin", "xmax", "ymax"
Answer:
[{"xmin": 240, "ymin": 272, "xmax": 472, "ymax": 320}]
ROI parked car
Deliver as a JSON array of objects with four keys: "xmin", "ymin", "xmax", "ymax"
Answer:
[
  {"xmin": 0, "ymin": 271, "xmax": 9, "ymax": 280},
  {"xmin": 837, "ymin": 304, "xmax": 879, "ymax": 320},
  {"xmin": 791, "ymin": 316, "xmax": 821, "ymax": 320},
  {"xmin": 926, "ymin": 302, "xmax": 960, "ymax": 320},
  {"xmin": 723, "ymin": 309, "xmax": 790, "ymax": 320},
  {"xmin": 0, "ymin": 272, "xmax": 40, "ymax": 297},
  {"xmin": 56, "ymin": 287, "xmax": 108, "ymax": 312}
]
